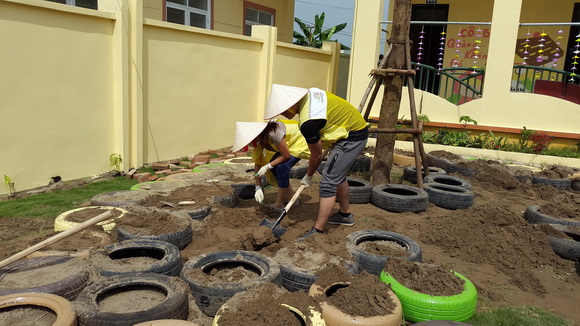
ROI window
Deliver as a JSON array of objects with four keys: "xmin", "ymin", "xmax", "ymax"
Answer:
[
  {"xmin": 244, "ymin": 2, "xmax": 275, "ymax": 36},
  {"xmin": 166, "ymin": 0, "xmax": 211, "ymax": 29},
  {"xmin": 46, "ymin": 0, "xmax": 97, "ymax": 10}
]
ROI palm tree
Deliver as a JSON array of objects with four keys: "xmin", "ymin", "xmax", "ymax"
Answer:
[{"xmin": 293, "ymin": 12, "xmax": 349, "ymax": 50}]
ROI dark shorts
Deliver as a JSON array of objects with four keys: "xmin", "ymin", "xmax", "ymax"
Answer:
[
  {"xmin": 320, "ymin": 128, "xmax": 369, "ymax": 197},
  {"xmin": 270, "ymin": 153, "xmax": 301, "ymax": 188}
]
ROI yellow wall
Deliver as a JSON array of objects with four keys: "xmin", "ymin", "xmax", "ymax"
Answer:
[
  {"xmin": 142, "ymin": 0, "xmax": 294, "ymax": 43},
  {"xmin": 0, "ymin": 0, "xmax": 116, "ymax": 192},
  {"xmin": 0, "ymin": 0, "xmax": 336, "ymax": 196},
  {"xmin": 274, "ymin": 43, "xmax": 336, "ymax": 90},
  {"xmin": 143, "ymin": 21, "xmax": 263, "ymax": 163}
]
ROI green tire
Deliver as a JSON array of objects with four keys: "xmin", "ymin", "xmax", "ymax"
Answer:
[
  {"xmin": 130, "ymin": 181, "xmax": 159, "ymax": 191},
  {"xmin": 192, "ymin": 163, "xmax": 225, "ymax": 172},
  {"xmin": 379, "ymin": 270, "xmax": 477, "ymax": 323}
]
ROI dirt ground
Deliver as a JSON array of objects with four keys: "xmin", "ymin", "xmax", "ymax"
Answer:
[{"xmin": 0, "ymin": 149, "xmax": 579, "ymax": 325}]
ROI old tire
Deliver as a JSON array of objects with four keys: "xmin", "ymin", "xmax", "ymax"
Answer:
[
  {"xmin": 135, "ymin": 320, "xmax": 201, "ymax": 326},
  {"xmin": 279, "ymin": 260, "xmax": 359, "ymax": 293},
  {"xmin": 230, "ymin": 183, "xmax": 255, "ymax": 200},
  {"xmin": 547, "ymin": 236, "xmax": 580, "ymax": 261},
  {"xmin": 290, "ymin": 165, "xmax": 308, "ymax": 179},
  {"xmin": 423, "ymin": 175, "xmax": 472, "ymax": 190},
  {"xmin": 371, "ymin": 184, "xmax": 429, "ymax": 213},
  {"xmin": 426, "ymin": 154, "xmax": 449, "ymax": 169},
  {"xmin": 75, "ymin": 273, "xmax": 189, "ymax": 326},
  {"xmin": 116, "ymin": 219, "xmax": 193, "ymax": 250},
  {"xmin": 423, "ymin": 184, "xmax": 475, "ymax": 210},
  {"xmin": 96, "ymin": 239, "xmax": 182, "ymax": 277},
  {"xmin": 0, "ymin": 256, "xmax": 91, "ymax": 300},
  {"xmin": 188, "ymin": 206, "xmax": 212, "ymax": 221},
  {"xmin": 443, "ymin": 162, "xmax": 481, "ymax": 177},
  {"xmin": 403, "ymin": 167, "xmax": 447, "ymax": 184},
  {"xmin": 347, "ymin": 177, "xmax": 373, "ymax": 204},
  {"xmin": 346, "ymin": 230, "xmax": 422, "ymax": 275},
  {"xmin": 180, "ymin": 250, "xmax": 281, "ymax": 317},
  {"xmin": 351, "ymin": 155, "xmax": 372, "ymax": 172},
  {"xmin": 213, "ymin": 302, "xmax": 325, "ymax": 326},
  {"xmin": 54, "ymin": 206, "xmax": 128, "ymax": 233},
  {"xmin": 523, "ymin": 205, "xmax": 580, "ymax": 227},
  {"xmin": 212, "ymin": 192, "xmax": 237, "ymax": 208},
  {"xmin": 90, "ymin": 190, "xmax": 150, "ymax": 207},
  {"xmin": 379, "ymin": 270, "xmax": 477, "ymax": 323},
  {"xmin": 531, "ymin": 175, "xmax": 572, "ymax": 189},
  {"xmin": 308, "ymin": 282, "xmax": 403, "ymax": 326},
  {"xmin": 0, "ymin": 292, "xmax": 77, "ymax": 326}
]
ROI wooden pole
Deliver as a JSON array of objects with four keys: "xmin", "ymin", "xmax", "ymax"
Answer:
[
  {"xmin": 371, "ymin": 0, "xmax": 412, "ymax": 185},
  {"xmin": 0, "ymin": 210, "xmax": 114, "ymax": 268}
]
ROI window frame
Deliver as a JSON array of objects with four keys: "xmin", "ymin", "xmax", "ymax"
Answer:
[
  {"xmin": 164, "ymin": 0, "xmax": 212, "ymax": 29},
  {"xmin": 46, "ymin": 0, "xmax": 98, "ymax": 10},
  {"xmin": 243, "ymin": 1, "xmax": 275, "ymax": 36}
]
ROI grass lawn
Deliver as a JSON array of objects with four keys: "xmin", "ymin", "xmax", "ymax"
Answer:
[{"xmin": 0, "ymin": 177, "xmax": 137, "ymax": 219}]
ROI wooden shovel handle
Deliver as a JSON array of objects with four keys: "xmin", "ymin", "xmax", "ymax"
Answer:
[
  {"xmin": 0, "ymin": 210, "xmax": 113, "ymax": 269},
  {"xmin": 283, "ymin": 185, "xmax": 305, "ymax": 212}
]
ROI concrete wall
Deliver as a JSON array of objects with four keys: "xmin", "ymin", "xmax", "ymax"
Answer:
[{"xmin": 0, "ymin": 0, "xmax": 338, "ymax": 195}]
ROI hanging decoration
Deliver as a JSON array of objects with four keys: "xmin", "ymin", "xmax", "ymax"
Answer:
[
  {"xmin": 534, "ymin": 31, "xmax": 547, "ymax": 79},
  {"xmin": 536, "ymin": 31, "xmax": 546, "ymax": 64},
  {"xmin": 549, "ymin": 30, "xmax": 563, "ymax": 80},
  {"xmin": 453, "ymin": 28, "xmax": 464, "ymax": 68},
  {"xmin": 437, "ymin": 28, "xmax": 446, "ymax": 74},
  {"xmin": 570, "ymin": 33, "xmax": 580, "ymax": 82},
  {"xmin": 471, "ymin": 27, "xmax": 483, "ymax": 73},
  {"xmin": 416, "ymin": 26, "xmax": 425, "ymax": 70},
  {"xmin": 522, "ymin": 29, "xmax": 531, "ymax": 65}
]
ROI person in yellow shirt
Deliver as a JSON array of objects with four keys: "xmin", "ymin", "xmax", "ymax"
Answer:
[
  {"xmin": 232, "ymin": 120, "xmax": 310, "ymax": 211},
  {"xmin": 264, "ymin": 84, "xmax": 369, "ymax": 241}
]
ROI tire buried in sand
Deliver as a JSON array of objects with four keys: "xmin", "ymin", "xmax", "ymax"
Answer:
[
  {"xmin": 423, "ymin": 175, "xmax": 472, "ymax": 190},
  {"xmin": 0, "ymin": 256, "xmax": 91, "ymax": 300},
  {"xmin": 74, "ymin": 273, "xmax": 189, "ymax": 326},
  {"xmin": 371, "ymin": 184, "xmax": 428, "ymax": 213},
  {"xmin": 94, "ymin": 239, "xmax": 182, "ymax": 277},
  {"xmin": 423, "ymin": 183, "xmax": 475, "ymax": 210},
  {"xmin": 346, "ymin": 230, "xmax": 422, "ymax": 275},
  {"xmin": 180, "ymin": 250, "xmax": 281, "ymax": 317}
]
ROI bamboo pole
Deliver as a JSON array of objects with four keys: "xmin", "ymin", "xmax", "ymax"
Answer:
[{"xmin": 0, "ymin": 210, "xmax": 113, "ymax": 268}]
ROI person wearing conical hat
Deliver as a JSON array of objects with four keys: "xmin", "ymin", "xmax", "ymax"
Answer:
[
  {"xmin": 264, "ymin": 84, "xmax": 369, "ymax": 241},
  {"xmin": 232, "ymin": 120, "xmax": 310, "ymax": 211}
]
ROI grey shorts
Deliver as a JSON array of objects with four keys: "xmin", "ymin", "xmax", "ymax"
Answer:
[{"xmin": 319, "ymin": 134, "xmax": 368, "ymax": 198}]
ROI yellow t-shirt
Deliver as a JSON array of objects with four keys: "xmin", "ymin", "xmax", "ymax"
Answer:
[
  {"xmin": 251, "ymin": 120, "xmax": 310, "ymax": 186},
  {"xmin": 298, "ymin": 91, "xmax": 367, "ymax": 147}
]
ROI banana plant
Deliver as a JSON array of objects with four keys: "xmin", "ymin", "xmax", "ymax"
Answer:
[{"xmin": 294, "ymin": 13, "xmax": 349, "ymax": 50}]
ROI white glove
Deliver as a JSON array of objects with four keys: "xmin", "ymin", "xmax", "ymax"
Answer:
[
  {"xmin": 254, "ymin": 186, "xmax": 264, "ymax": 203},
  {"xmin": 256, "ymin": 163, "xmax": 273, "ymax": 177},
  {"xmin": 301, "ymin": 175, "xmax": 312, "ymax": 187}
]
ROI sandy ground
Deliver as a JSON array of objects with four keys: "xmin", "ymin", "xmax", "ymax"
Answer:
[{"xmin": 0, "ymin": 150, "xmax": 579, "ymax": 325}]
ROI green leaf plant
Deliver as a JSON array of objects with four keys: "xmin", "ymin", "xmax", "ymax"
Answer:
[
  {"xmin": 294, "ymin": 13, "xmax": 350, "ymax": 50},
  {"xmin": 4, "ymin": 175, "xmax": 15, "ymax": 197}
]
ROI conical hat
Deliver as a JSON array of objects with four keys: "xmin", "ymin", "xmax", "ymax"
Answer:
[
  {"xmin": 232, "ymin": 122, "xmax": 268, "ymax": 152},
  {"xmin": 264, "ymin": 84, "xmax": 308, "ymax": 119}
]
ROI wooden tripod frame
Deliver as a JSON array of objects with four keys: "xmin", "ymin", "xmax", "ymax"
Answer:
[{"xmin": 359, "ymin": 38, "xmax": 430, "ymax": 187}]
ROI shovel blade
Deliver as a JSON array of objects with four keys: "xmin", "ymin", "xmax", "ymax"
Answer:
[{"xmin": 259, "ymin": 218, "xmax": 288, "ymax": 238}]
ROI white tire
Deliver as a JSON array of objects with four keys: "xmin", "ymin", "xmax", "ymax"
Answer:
[{"xmin": 54, "ymin": 206, "xmax": 127, "ymax": 233}]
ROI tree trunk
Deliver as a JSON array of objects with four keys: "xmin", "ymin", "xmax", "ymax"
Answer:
[{"xmin": 371, "ymin": 0, "xmax": 412, "ymax": 185}]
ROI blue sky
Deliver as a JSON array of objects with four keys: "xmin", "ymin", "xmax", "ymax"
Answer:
[{"xmin": 293, "ymin": 0, "xmax": 390, "ymax": 49}]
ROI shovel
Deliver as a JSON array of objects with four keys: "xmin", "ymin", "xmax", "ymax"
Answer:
[{"xmin": 260, "ymin": 185, "xmax": 305, "ymax": 238}]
